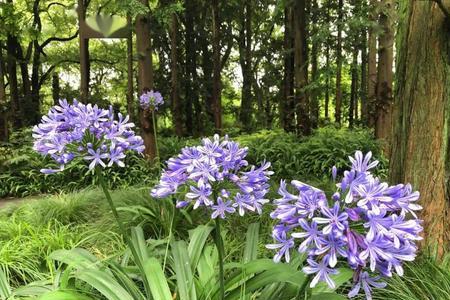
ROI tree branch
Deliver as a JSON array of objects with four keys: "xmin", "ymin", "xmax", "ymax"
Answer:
[{"xmin": 40, "ymin": 30, "xmax": 79, "ymax": 51}]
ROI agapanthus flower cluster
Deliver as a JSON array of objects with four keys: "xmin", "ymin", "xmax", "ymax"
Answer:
[
  {"xmin": 151, "ymin": 134, "xmax": 273, "ymax": 219},
  {"xmin": 139, "ymin": 90, "xmax": 164, "ymax": 110},
  {"xmin": 267, "ymin": 151, "xmax": 422, "ymax": 300},
  {"xmin": 33, "ymin": 99, "xmax": 145, "ymax": 174}
]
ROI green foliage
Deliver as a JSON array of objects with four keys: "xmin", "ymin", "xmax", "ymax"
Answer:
[
  {"xmin": 236, "ymin": 127, "xmax": 388, "ymax": 181},
  {"xmin": 1, "ymin": 127, "xmax": 385, "ymax": 198},
  {"xmin": 365, "ymin": 254, "xmax": 450, "ymax": 300}
]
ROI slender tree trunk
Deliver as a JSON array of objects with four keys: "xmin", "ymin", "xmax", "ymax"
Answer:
[
  {"xmin": 310, "ymin": 0, "xmax": 319, "ymax": 129},
  {"xmin": 52, "ymin": 72, "xmax": 60, "ymax": 106},
  {"xmin": 185, "ymin": 0, "xmax": 198, "ymax": 136},
  {"xmin": 375, "ymin": 0, "xmax": 394, "ymax": 153},
  {"xmin": 350, "ymin": 49, "xmax": 358, "ymax": 128},
  {"xmin": 6, "ymin": 34, "xmax": 21, "ymax": 129},
  {"xmin": 335, "ymin": 0, "xmax": 343, "ymax": 125},
  {"xmin": 126, "ymin": 15, "xmax": 135, "ymax": 122},
  {"xmin": 136, "ymin": 1, "xmax": 156, "ymax": 159},
  {"xmin": 78, "ymin": 0, "xmax": 90, "ymax": 103},
  {"xmin": 200, "ymin": 12, "xmax": 214, "ymax": 131},
  {"xmin": 211, "ymin": 0, "xmax": 222, "ymax": 132},
  {"xmin": 294, "ymin": 0, "xmax": 310, "ymax": 135},
  {"xmin": 282, "ymin": 5, "xmax": 295, "ymax": 132},
  {"xmin": 390, "ymin": 0, "xmax": 450, "ymax": 255},
  {"xmin": 0, "ymin": 43, "xmax": 8, "ymax": 142},
  {"xmin": 239, "ymin": 0, "xmax": 253, "ymax": 132},
  {"xmin": 170, "ymin": 12, "xmax": 183, "ymax": 136},
  {"xmin": 324, "ymin": 0, "xmax": 331, "ymax": 121},
  {"xmin": 367, "ymin": 0, "xmax": 377, "ymax": 128},
  {"xmin": 361, "ymin": 28, "xmax": 368, "ymax": 125}
]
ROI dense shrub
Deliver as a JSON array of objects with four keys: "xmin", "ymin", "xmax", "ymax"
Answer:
[
  {"xmin": 0, "ymin": 127, "xmax": 386, "ymax": 198},
  {"xmin": 236, "ymin": 126, "xmax": 388, "ymax": 181}
]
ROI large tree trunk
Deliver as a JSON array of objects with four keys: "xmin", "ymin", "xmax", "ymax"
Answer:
[
  {"xmin": 136, "ymin": 1, "xmax": 156, "ymax": 159},
  {"xmin": 78, "ymin": 0, "xmax": 90, "ymax": 103},
  {"xmin": 211, "ymin": 0, "xmax": 222, "ymax": 132},
  {"xmin": 126, "ymin": 15, "xmax": 135, "ymax": 122},
  {"xmin": 6, "ymin": 34, "xmax": 21, "ymax": 129},
  {"xmin": 375, "ymin": 0, "xmax": 394, "ymax": 152},
  {"xmin": 282, "ymin": 5, "xmax": 295, "ymax": 132},
  {"xmin": 367, "ymin": 0, "xmax": 377, "ymax": 128},
  {"xmin": 239, "ymin": 0, "xmax": 253, "ymax": 132},
  {"xmin": 390, "ymin": 0, "xmax": 450, "ymax": 254},
  {"xmin": 170, "ymin": 12, "xmax": 183, "ymax": 136},
  {"xmin": 334, "ymin": 0, "xmax": 343, "ymax": 125},
  {"xmin": 0, "ymin": 43, "xmax": 8, "ymax": 142},
  {"xmin": 293, "ymin": 0, "xmax": 310, "ymax": 135}
]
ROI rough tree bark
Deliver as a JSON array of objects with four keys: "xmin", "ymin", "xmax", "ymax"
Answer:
[
  {"xmin": 335, "ymin": 0, "xmax": 343, "ymax": 124},
  {"xmin": 293, "ymin": 0, "xmax": 310, "ymax": 135},
  {"xmin": 390, "ymin": 0, "xmax": 450, "ymax": 254},
  {"xmin": 375, "ymin": 0, "xmax": 394, "ymax": 152},
  {"xmin": 136, "ymin": 1, "xmax": 156, "ymax": 159},
  {"xmin": 367, "ymin": 0, "xmax": 377, "ymax": 128},
  {"xmin": 349, "ymin": 48, "xmax": 358, "ymax": 128},
  {"xmin": 282, "ymin": 5, "xmax": 295, "ymax": 132},
  {"xmin": 170, "ymin": 12, "xmax": 183, "ymax": 136}
]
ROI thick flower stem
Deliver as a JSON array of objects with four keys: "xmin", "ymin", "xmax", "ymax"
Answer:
[
  {"xmin": 151, "ymin": 110, "xmax": 160, "ymax": 160},
  {"xmin": 214, "ymin": 217, "xmax": 225, "ymax": 300},
  {"xmin": 96, "ymin": 167, "xmax": 127, "ymax": 237}
]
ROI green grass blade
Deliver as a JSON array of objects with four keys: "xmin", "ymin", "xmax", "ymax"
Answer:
[
  {"xmin": 76, "ymin": 269, "xmax": 134, "ymax": 300},
  {"xmin": 38, "ymin": 290, "xmax": 94, "ymax": 300},
  {"xmin": 188, "ymin": 225, "xmax": 214, "ymax": 271},
  {"xmin": 171, "ymin": 240, "xmax": 197, "ymax": 300},
  {"xmin": 311, "ymin": 293, "xmax": 347, "ymax": 300},
  {"xmin": 243, "ymin": 223, "xmax": 259, "ymax": 263},
  {"xmin": 0, "ymin": 268, "xmax": 11, "ymax": 299},
  {"xmin": 144, "ymin": 257, "xmax": 173, "ymax": 300}
]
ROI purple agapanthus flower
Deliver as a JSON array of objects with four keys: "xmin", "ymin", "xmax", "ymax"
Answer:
[
  {"xmin": 33, "ymin": 99, "xmax": 144, "ymax": 173},
  {"xmin": 151, "ymin": 134, "xmax": 273, "ymax": 219},
  {"xmin": 267, "ymin": 150, "xmax": 423, "ymax": 300},
  {"xmin": 139, "ymin": 90, "xmax": 164, "ymax": 110}
]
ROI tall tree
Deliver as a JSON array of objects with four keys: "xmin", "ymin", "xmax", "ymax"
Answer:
[
  {"xmin": 334, "ymin": 0, "xmax": 343, "ymax": 124},
  {"xmin": 293, "ymin": 0, "xmax": 310, "ymax": 135},
  {"xmin": 282, "ymin": 4, "xmax": 295, "ymax": 132},
  {"xmin": 349, "ymin": 48, "xmax": 358, "ymax": 128},
  {"xmin": 6, "ymin": 33, "xmax": 21, "ymax": 129},
  {"xmin": 324, "ymin": 0, "xmax": 331, "ymax": 121},
  {"xmin": 170, "ymin": 10, "xmax": 182, "ymax": 136},
  {"xmin": 211, "ymin": 0, "xmax": 222, "ymax": 131},
  {"xmin": 126, "ymin": 15, "xmax": 134, "ymax": 122},
  {"xmin": 375, "ymin": 0, "xmax": 394, "ymax": 148},
  {"xmin": 238, "ymin": 0, "xmax": 253, "ymax": 131},
  {"xmin": 0, "ymin": 42, "xmax": 8, "ymax": 142},
  {"xmin": 390, "ymin": 0, "xmax": 450, "ymax": 254},
  {"xmin": 78, "ymin": 0, "xmax": 90, "ymax": 103},
  {"xmin": 367, "ymin": 0, "xmax": 377, "ymax": 127},
  {"xmin": 136, "ymin": 0, "xmax": 156, "ymax": 159},
  {"xmin": 184, "ymin": 0, "xmax": 199, "ymax": 135},
  {"xmin": 310, "ymin": 0, "xmax": 319, "ymax": 129}
]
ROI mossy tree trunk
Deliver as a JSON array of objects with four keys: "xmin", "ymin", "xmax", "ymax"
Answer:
[{"xmin": 390, "ymin": 0, "xmax": 450, "ymax": 254}]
